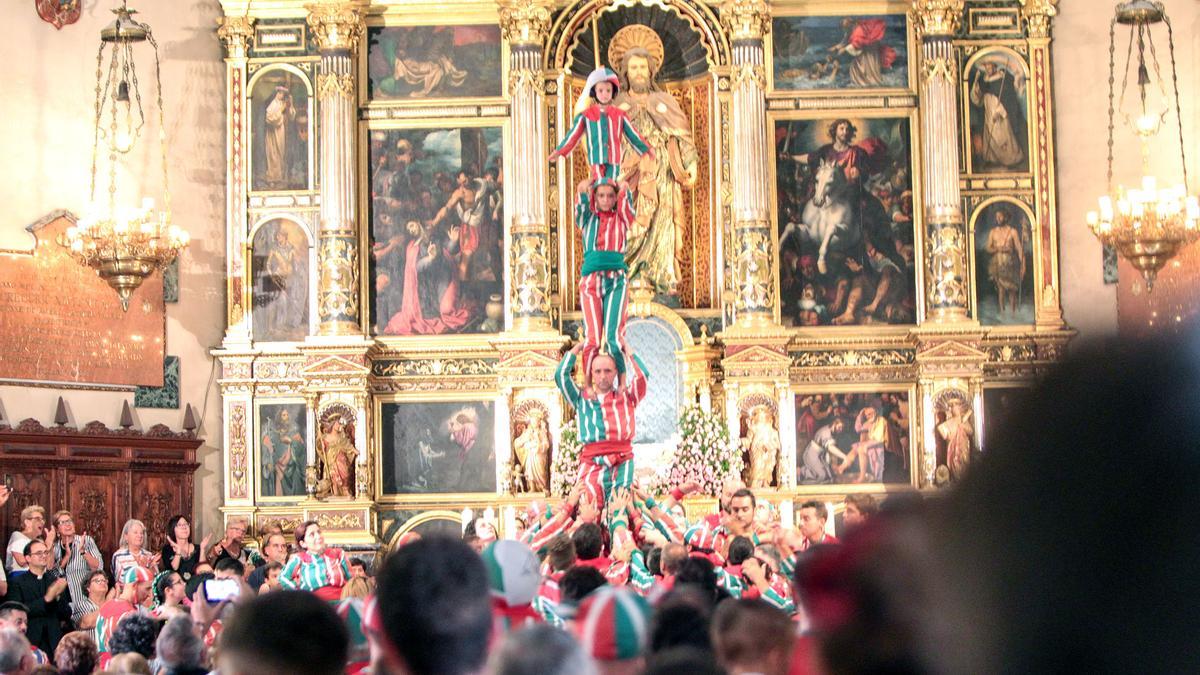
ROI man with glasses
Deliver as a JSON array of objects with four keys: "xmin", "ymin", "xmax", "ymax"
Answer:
[
  {"xmin": 49, "ymin": 511, "xmax": 101, "ymax": 610},
  {"xmin": 247, "ymin": 533, "xmax": 290, "ymax": 592},
  {"xmin": 5, "ymin": 540, "xmax": 71, "ymax": 655}
]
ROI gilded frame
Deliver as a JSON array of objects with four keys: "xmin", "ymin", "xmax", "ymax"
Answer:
[
  {"xmin": 358, "ymin": 10, "xmax": 509, "ymax": 111},
  {"xmin": 253, "ymin": 397, "xmax": 312, "ymax": 503},
  {"xmin": 244, "ymin": 212, "xmax": 319, "ymax": 345},
  {"xmin": 245, "ymin": 61, "xmax": 319, "ymax": 196},
  {"xmin": 959, "ymin": 44, "xmax": 1034, "ymax": 179},
  {"xmin": 373, "ymin": 391, "xmax": 503, "ymax": 505},
  {"xmin": 358, "ymin": 116, "xmax": 512, "ymax": 344},
  {"xmin": 789, "ymin": 381, "xmax": 919, "ymax": 494},
  {"xmin": 765, "ymin": 0, "xmax": 916, "ymax": 98},
  {"xmin": 966, "ymin": 195, "xmax": 1039, "ymax": 328},
  {"xmin": 768, "ymin": 107, "xmax": 926, "ymax": 333}
]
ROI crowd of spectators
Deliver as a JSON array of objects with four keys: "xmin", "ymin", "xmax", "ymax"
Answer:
[{"xmin": 0, "ymin": 336, "xmax": 1196, "ymax": 673}]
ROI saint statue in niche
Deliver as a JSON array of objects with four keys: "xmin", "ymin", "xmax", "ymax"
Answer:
[
  {"xmin": 741, "ymin": 404, "xmax": 781, "ymax": 489},
  {"xmin": 511, "ymin": 406, "xmax": 551, "ymax": 493},
  {"xmin": 317, "ymin": 408, "xmax": 357, "ymax": 499}
]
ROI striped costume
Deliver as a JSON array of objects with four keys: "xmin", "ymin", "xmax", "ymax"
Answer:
[
  {"xmin": 575, "ymin": 178, "xmax": 636, "ymax": 375},
  {"xmin": 93, "ymin": 599, "xmax": 138, "ymax": 653},
  {"xmin": 556, "ymin": 351, "xmax": 649, "ymax": 507},
  {"xmin": 554, "ymin": 105, "xmax": 651, "ymax": 182},
  {"xmin": 279, "ymin": 548, "xmax": 349, "ymax": 602}
]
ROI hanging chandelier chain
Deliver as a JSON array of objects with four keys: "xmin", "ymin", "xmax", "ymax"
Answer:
[
  {"xmin": 1106, "ymin": 17, "xmax": 1117, "ymax": 193},
  {"xmin": 90, "ymin": 43, "xmax": 106, "ymax": 202},
  {"xmin": 1164, "ymin": 16, "xmax": 1188, "ymax": 193},
  {"xmin": 148, "ymin": 29, "xmax": 170, "ymax": 216}
]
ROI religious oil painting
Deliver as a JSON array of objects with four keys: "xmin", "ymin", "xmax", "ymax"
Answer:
[
  {"xmin": 982, "ymin": 387, "xmax": 1026, "ymax": 452},
  {"xmin": 772, "ymin": 15, "xmax": 908, "ymax": 92},
  {"xmin": 251, "ymin": 218, "xmax": 310, "ymax": 342},
  {"xmin": 775, "ymin": 116, "xmax": 917, "ymax": 327},
  {"xmin": 368, "ymin": 126, "xmax": 505, "ymax": 336},
  {"xmin": 794, "ymin": 392, "xmax": 911, "ymax": 486},
  {"xmin": 250, "ymin": 67, "xmax": 311, "ymax": 191},
  {"xmin": 257, "ymin": 402, "xmax": 308, "ymax": 498},
  {"xmin": 380, "ymin": 401, "xmax": 497, "ymax": 495},
  {"xmin": 973, "ymin": 200, "xmax": 1035, "ymax": 325},
  {"xmin": 967, "ymin": 49, "xmax": 1030, "ymax": 174},
  {"xmin": 366, "ymin": 25, "xmax": 502, "ymax": 101}
]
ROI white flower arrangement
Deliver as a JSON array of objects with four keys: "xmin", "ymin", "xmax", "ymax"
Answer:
[
  {"xmin": 667, "ymin": 403, "xmax": 744, "ymax": 497},
  {"xmin": 550, "ymin": 423, "xmax": 583, "ymax": 498}
]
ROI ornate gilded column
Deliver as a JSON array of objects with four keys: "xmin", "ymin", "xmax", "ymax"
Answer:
[
  {"xmin": 1021, "ymin": 0, "xmax": 1066, "ymax": 330},
  {"xmin": 307, "ymin": 1, "xmax": 365, "ymax": 336},
  {"xmin": 722, "ymin": 0, "xmax": 775, "ymax": 329},
  {"xmin": 912, "ymin": 0, "xmax": 969, "ymax": 322},
  {"xmin": 498, "ymin": 0, "xmax": 554, "ymax": 332},
  {"xmin": 217, "ymin": 15, "xmax": 255, "ymax": 343}
]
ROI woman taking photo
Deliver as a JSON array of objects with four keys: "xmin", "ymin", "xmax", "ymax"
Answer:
[
  {"xmin": 111, "ymin": 519, "xmax": 160, "ymax": 581},
  {"xmin": 160, "ymin": 515, "xmax": 211, "ymax": 581}
]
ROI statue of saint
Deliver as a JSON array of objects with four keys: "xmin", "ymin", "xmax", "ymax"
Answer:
[
  {"xmin": 741, "ymin": 404, "xmax": 781, "ymax": 488},
  {"xmin": 512, "ymin": 408, "xmax": 551, "ymax": 493},
  {"xmin": 609, "ymin": 27, "xmax": 699, "ymax": 297},
  {"xmin": 318, "ymin": 412, "xmax": 357, "ymax": 499}
]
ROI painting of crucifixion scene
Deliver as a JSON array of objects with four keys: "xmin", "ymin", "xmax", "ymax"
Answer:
[
  {"xmin": 368, "ymin": 126, "xmax": 504, "ymax": 336},
  {"xmin": 381, "ymin": 401, "xmax": 497, "ymax": 495},
  {"xmin": 366, "ymin": 25, "xmax": 502, "ymax": 101},
  {"xmin": 795, "ymin": 392, "xmax": 911, "ymax": 486},
  {"xmin": 776, "ymin": 116, "xmax": 917, "ymax": 327},
  {"xmin": 772, "ymin": 15, "xmax": 909, "ymax": 92}
]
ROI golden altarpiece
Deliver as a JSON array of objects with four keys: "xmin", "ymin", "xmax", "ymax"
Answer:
[{"xmin": 213, "ymin": 0, "xmax": 1070, "ymax": 550}]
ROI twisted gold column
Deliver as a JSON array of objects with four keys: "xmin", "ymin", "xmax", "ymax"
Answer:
[
  {"xmin": 722, "ymin": 0, "xmax": 775, "ymax": 329},
  {"xmin": 307, "ymin": 1, "xmax": 365, "ymax": 336},
  {"xmin": 499, "ymin": 0, "xmax": 554, "ymax": 332},
  {"xmin": 913, "ymin": 1, "xmax": 969, "ymax": 322}
]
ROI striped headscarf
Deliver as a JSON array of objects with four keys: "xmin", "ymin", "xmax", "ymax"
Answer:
[{"xmin": 574, "ymin": 586, "xmax": 650, "ymax": 661}]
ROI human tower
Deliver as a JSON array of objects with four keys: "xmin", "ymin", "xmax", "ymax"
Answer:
[{"xmin": 549, "ymin": 67, "xmax": 655, "ymax": 508}]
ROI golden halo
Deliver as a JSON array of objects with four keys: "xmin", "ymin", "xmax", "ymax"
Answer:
[{"xmin": 608, "ymin": 24, "xmax": 665, "ymax": 75}]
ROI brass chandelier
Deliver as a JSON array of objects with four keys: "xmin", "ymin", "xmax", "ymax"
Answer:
[
  {"xmin": 1086, "ymin": 1, "xmax": 1199, "ymax": 290},
  {"xmin": 61, "ymin": 0, "xmax": 189, "ymax": 311}
]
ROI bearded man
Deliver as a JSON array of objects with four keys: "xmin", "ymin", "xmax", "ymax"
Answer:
[{"xmin": 612, "ymin": 45, "xmax": 699, "ymax": 298}]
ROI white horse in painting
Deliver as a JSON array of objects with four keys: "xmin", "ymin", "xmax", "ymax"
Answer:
[{"xmin": 781, "ymin": 160, "xmax": 861, "ymax": 275}]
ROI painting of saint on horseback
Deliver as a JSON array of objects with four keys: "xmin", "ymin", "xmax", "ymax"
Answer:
[{"xmin": 775, "ymin": 116, "xmax": 917, "ymax": 327}]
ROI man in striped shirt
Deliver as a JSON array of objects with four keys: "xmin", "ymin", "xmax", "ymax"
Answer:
[
  {"xmin": 555, "ymin": 341, "xmax": 648, "ymax": 509},
  {"xmin": 548, "ymin": 66, "xmax": 653, "ymax": 182},
  {"xmin": 573, "ymin": 175, "xmax": 636, "ymax": 377}
]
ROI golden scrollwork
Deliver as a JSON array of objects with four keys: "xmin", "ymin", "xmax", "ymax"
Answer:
[
  {"xmin": 730, "ymin": 63, "xmax": 766, "ymax": 91},
  {"xmin": 317, "ymin": 72, "xmax": 355, "ymax": 100},
  {"xmin": 508, "ymin": 68, "xmax": 545, "ymax": 96},
  {"xmin": 510, "ymin": 231, "xmax": 551, "ymax": 321},
  {"xmin": 921, "ymin": 54, "xmax": 955, "ymax": 85},
  {"xmin": 216, "ymin": 15, "xmax": 256, "ymax": 59},
  {"xmin": 317, "ymin": 234, "xmax": 360, "ymax": 330},
  {"xmin": 731, "ymin": 220, "xmax": 775, "ymax": 320},
  {"xmin": 305, "ymin": 0, "xmax": 366, "ymax": 53},
  {"xmin": 720, "ymin": 0, "xmax": 771, "ymax": 42},
  {"xmin": 1019, "ymin": 0, "xmax": 1058, "ymax": 38},
  {"xmin": 985, "ymin": 343, "xmax": 1036, "ymax": 363},
  {"xmin": 910, "ymin": 0, "xmax": 965, "ymax": 38},
  {"xmin": 791, "ymin": 350, "xmax": 915, "ymax": 369},
  {"xmin": 926, "ymin": 223, "xmax": 970, "ymax": 315},
  {"xmin": 228, "ymin": 403, "xmax": 248, "ymax": 499},
  {"xmin": 371, "ymin": 359, "xmax": 497, "ymax": 378},
  {"xmin": 496, "ymin": 0, "xmax": 554, "ymax": 47},
  {"xmin": 315, "ymin": 511, "xmax": 365, "ymax": 531}
]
